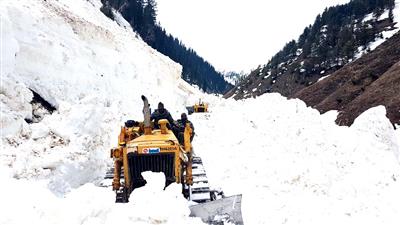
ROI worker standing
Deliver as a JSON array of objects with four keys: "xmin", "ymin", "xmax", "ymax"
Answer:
[{"xmin": 176, "ymin": 113, "xmax": 195, "ymax": 143}]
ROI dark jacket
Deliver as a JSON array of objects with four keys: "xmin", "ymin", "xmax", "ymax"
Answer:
[
  {"xmin": 176, "ymin": 119, "xmax": 195, "ymax": 140},
  {"xmin": 150, "ymin": 109, "xmax": 174, "ymax": 129}
]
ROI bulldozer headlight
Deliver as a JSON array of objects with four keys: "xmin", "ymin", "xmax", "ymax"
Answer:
[{"xmin": 127, "ymin": 143, "xmax": 138, "ymax": 153}]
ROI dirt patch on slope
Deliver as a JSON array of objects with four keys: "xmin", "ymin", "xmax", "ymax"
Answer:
[{"xmin": 294, "ymin": 31, "xmax": 400, "ymax": 126}]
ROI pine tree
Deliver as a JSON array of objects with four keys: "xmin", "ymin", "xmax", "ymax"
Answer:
[
  {"xmin": 388, "ymin": 8, "xmax": 394, "ymax": 23},
  {"xmin": 143, "ymin": 0, "xmax": 157, "ymax": 24},
  {"xmin": 142, "ymin": 0, "xmax": 157, "ymax": 44}
]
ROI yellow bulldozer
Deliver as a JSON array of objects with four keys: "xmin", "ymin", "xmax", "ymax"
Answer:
[
  {"xmin": 186, "ymin": 99, "xmax": 208, "ymax": 115},
  {"xmin": 102, "ymin": 96, "xmax": 243, "ymax": 224}
]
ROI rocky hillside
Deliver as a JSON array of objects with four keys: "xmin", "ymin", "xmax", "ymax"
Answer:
[
  {"xmin": 225, "ymin": 0, "xmax": 398, "ymax": 99},
  {"xmin": 295, "ymin": 31, "xmax": 400, "ymax": 126}
]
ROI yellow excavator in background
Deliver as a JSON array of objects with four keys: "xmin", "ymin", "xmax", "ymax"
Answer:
[
  {"xmin": 187, "ymin": 99, "xmax": 208, "ymax": 115},
  {"xmin": 102, "ymin": 96, "xmax": 243, "ymax": 224}
]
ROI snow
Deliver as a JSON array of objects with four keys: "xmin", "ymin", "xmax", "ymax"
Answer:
[
  {"xmin": 318, "ymin": 74, "xmax": 331, "ymax": 82},
  {"xmin": 1, "ymin": 0, "xmax": 204, "ymax": 224},
  {"xmin": 192, "ymin": 96, "xmax": 400, "ymax": 225},
  {"xmin": 112, "ymin": 9, "xmax": 132, "ymax": 30},
  {"xmin": 1, "ymin": 0, "xmax": 400, "ymax": 225},
  {"xmin": 362, "ymin": 12, "xmax": 374, "ymax": 22},
  {"xmin": 0, "ymin": 171, "xmax": 203, "ymax": 225},
  {"xmin": 263, "ymin": 70, "xmax": 272, "ymax": 79},
  {"xmin": 378, "ymin": 9, "xmax": 390, "ymax": 21},
  {"xmin": 223, "ymin": 72, "xmax": 243, "ymax": 86},
  {"xmin": 394, "ymin": 0, "xmax": 400, "ymax": 27},
  {"xmin": 320, "ymin": 25, "xmax": 328, "ymax": 33},
  {"xmin": 396, "ymin": 125, "xmax": 400, "ymax": 147},
  {"xmin": 355, "ymin": 0, "xmax": 400, "ymax": 59},
  {"xmin": 224, "ymin": 76, "xmax": 237, "ymax": 85}
]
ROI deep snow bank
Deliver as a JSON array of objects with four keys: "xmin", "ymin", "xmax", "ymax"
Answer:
[
  {"xmin": 192, "ymin": 94, "xmax": 400, "ymax": 225},
  {"xmin": 0, "ymin": 171, "xmax": 204, "ymax": 225},
  {"xmin": 1, "ymin": 0, "xmax": 203, "ymax": 223},
  {"xmin": 0, "ymin": 0, "xmax": 198, "ymax": 189}
]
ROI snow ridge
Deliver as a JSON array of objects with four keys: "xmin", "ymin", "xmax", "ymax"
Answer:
[{"xmin": 193, "ymin": 95, "xmax": 400, "ymax": 225}]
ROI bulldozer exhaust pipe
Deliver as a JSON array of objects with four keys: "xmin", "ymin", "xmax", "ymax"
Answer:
[{"xmin": 141, "ymin": 95, "xmax": 152, "ymax": 135}]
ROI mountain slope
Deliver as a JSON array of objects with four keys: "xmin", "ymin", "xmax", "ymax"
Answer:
[
  {"xmin": 225, "ymin": 0, "xmax": 399, "ymax": 99},
  {"xmin": 338, "ymin": 61, "xmax": 400, "ymax": 125},
  {"xmin": 295, "ymin": 31, "xmax": 400, "ymax": 126},
  {"xmin": 100, "ymin": 0, "xmax": 232, "ymax": 94}
]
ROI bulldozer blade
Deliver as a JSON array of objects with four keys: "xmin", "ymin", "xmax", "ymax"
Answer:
[{"xmin": 189, "ymin": 194, "xmax": 243, "ymax": 225}]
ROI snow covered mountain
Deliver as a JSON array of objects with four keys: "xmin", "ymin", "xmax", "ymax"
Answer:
[
  {"xmin": 1, "ymin": 0, "xmax": 400, "ymax": 225},
  {"xmin": 226, "ymin": 0, "xmax": 400, "ymax": 100},
  {"xmin": 295, "ymin": 31, "xmax": 400, "ymax": 126}
]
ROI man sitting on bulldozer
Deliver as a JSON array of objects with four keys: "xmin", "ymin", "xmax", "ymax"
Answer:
[
  {"xmin": 150, "ymin": 102, "xmax": 175, "ymax": 129},
  {"xmin": 176, "ymin": 113, "xmax": 195, "ymax": 144}
]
